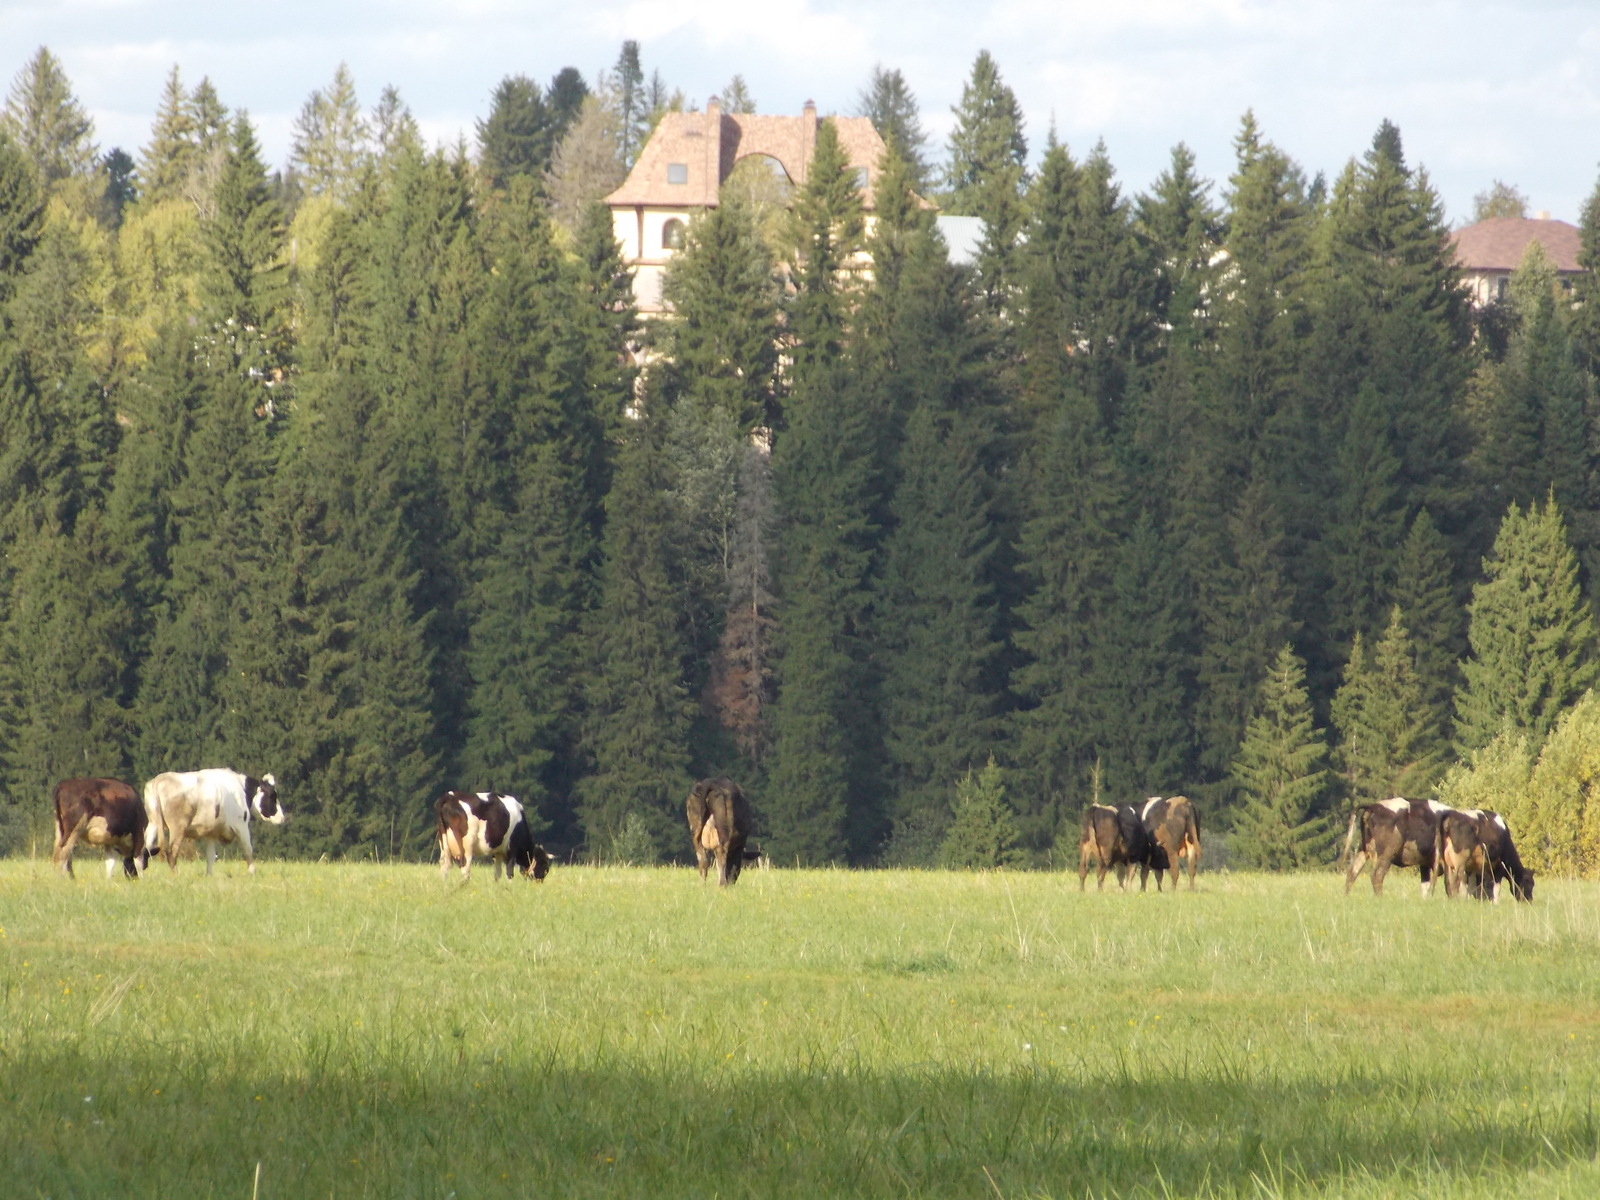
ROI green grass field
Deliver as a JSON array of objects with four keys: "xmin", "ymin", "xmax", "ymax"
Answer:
[{"xmin": 2, "ymin": 858, "xmax": 1598, "ymax": 1199}]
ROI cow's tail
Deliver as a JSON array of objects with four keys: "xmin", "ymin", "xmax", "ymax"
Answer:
[
  {"xmin": 141, "ymin": 778, "xmax": 166, "ymax": 857},
  {"xmin": 1339, "ymin": 807, "xmax": 1360, "ymax": 872}
]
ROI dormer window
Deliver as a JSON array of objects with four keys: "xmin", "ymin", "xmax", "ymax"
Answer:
[
  {"xmin": 853, "ymin": 167, "xmax": 869, "ymax": 190},
  {"xmin": 667, "ymin": 163, "xmax": 688, "ymax": 185}
]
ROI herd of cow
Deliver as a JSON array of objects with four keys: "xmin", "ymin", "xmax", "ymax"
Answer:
[{"xmin": 46, "ymin": 770, "xmax": 1533, "ymax": 902}]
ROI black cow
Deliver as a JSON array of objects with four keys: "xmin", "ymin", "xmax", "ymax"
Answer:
[
  {"xmin": 686, "ymin": 777, "xmax": 753, "ymax": 887},
  {"xmin": 1077, "ymin": 803, "xmax": 1149, "ymax": 891},
  {"xmin": 51, "ymin": 777, "xmax": 148, "ymax": 879},
  {"xmin": 435, "ymin": 791, "xmax": 551, "ymax": 882},
  {"xmin": 1344, "ymin": 797, "xmax": 1445, "ymax": 897},
  {"xmin": 1439, "ymin": 808, "xmax": 1535, "ymax": 902},
  {"xmin": 1137, "ymin": 796, "xmax": 1202, "ymax": 892}
]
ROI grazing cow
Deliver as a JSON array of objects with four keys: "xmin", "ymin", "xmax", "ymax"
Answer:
[
  {"xmin": 1343, "ymin": 797, "xmax": 1446, "ymax": 897},
  {"xmin": 51, "ymin": 778, "xmax": 148, "ymax": 879},
  {"xmin": 143, "ymin": 770, "xmax": 284, "ymax": 875},
  {"xmin": 435, "ymin": 791, "xmax": 550, "ymax": 882},
  {"xmin": 1077, "ymin": 803, "xmax": 1149, "ymax": 891},
  {"xmin": 1438, "ymin": 808, "xmax": 1535, "ymax": 902},
  {"xmin": 686, "ymin": 777, "xmax": 753, "ymax": 887},
  {"xmin": 1137, "ymin": 796, "xmax": 1202, "ymax": 892}
]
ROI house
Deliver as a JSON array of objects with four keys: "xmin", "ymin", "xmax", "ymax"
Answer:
[
  {"xmin": 1449, "ymin": 214, "xmax": 1585, "ymax": 306},
  {"xmin": 604, "ymin": 98, "xmax": 889, "ymax": 313}
]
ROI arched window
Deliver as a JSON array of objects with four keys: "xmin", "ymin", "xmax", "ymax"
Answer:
[{"xmin": 662, "ymin": 219, "xmax": 686, "ymax": 251}]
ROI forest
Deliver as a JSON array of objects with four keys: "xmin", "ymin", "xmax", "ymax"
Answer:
[{"xmin": 2, "ymin": 41, "xmax": 1600, "ymax": 874}]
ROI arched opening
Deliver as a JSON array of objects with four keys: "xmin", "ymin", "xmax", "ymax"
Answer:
[
  {"xmin": 721, "ymin": 154, "xmax": 793, "ymax": 262},
  {"xmin": 662, "ymin": 218, "xmax": 687, "ymax": 251}
]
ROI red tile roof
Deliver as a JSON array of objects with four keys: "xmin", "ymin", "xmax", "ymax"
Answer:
[
  {"xmin": 606, "ymin": 102, "xmax": 888, "ymax": 210},
  {"xmin": 1450, "ymin": 216, "xmax": 1584, "ymax": 273}
]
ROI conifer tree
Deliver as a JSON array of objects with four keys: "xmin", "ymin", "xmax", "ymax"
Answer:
[
  {"xmin": 1392, "ymin": 508, "xmax": 1464, "ymax": 732},
  {"xmin": 1455, "ymin": 496, "xmax": 1600, "ymax": 752},
  {"xmin": 875, "ymin": 403, "xmax": 1003, "ymax": 849},
  {"xmin": 787, "ymin": 118, "xmax": 865, "ymax": 371},
  {"xmin": 1331, "ymin": 607, "xmax": 1444, "ymax": 802},
  {"xmin": 1323, "ymin": 385, "xmax": 1406, "ymax": 647},
  {"xmin": 290, "ymin": 64, "xmax": 369, "ymax": 201},
  {"xmin": 943, "ymin": 50, "xmax": 1026, "ymax": 215},
  {"xmin": 2, "ymin": 48, "xmax": 96, "ymax": 192},
  {"xmin": 706, "ymin": 443, "xmax": 777, "ymax": 768},
  {"xmin": 610, "ymin": 41, "xmax": 648, "ymax": 168},
  {"xmin": 576, "ymin": 407, "xmax": 693, "ymax": 859},
  {"xmin": 545, "ymin": 98, "xmax": 625, "ymax": 234},
  {"xmin": 1229, "ymin": 644, "xmax": 1332, "ymax": 868},
  {"xmin": 1135, "ymin": 143, "xmax": 1222, "ymax": 351},
  {"xmin": 856, "ymin": 66, "xmax": 930, "ymax": 190},
  {"xmin": 765, "ymin": 363, "xmax": 881, "ymax": 863},
  {"xmin": 477, "ymin": 74, "xmax": 555, "ymax": 188},
  {"xmin": 546, "ymin": 67, "xmax": 589, "ymax": 139},
  {"xmin": 371, "ymin": 85, "xmax": 422, "ymax": 164},
  {"xmin": 939, "ymin": 756, "xmax": 1023, "ymax": 868}
]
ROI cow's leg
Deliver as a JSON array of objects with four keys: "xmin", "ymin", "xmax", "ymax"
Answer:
[
  {"xmin": 238, "ymin": 825, "xmax": 256, "ymax": 875},
  {"xmin": 54, "ymin": 813, "xmax": 89, "ymax": 876},
  {"xmin": 204, "ymin": 841, "xmax": 217, "ymax": 875},
  {"xmin": 1186, "ymin": 842, "xmax": 1200, "ymax": 890},
  {"xmin": 439, "ymin": 838, "xmax": 450, "ymax": 880},
  {"xmin": 716, "ymin": 847, "xmax": 730, "ymax": 887},
  {"xmin": 1139, "ymin": 862, "xmax": 1150, "ymax": 892},
  {"xmin": 1077, "ymin": 846, "xmax": 1091, "ymax": 891},
  {"xmin": 104, "ymin": 851, "xmax": 119, "ymax": 880},
  {"xmin": 695, "ymin": 844, "xmax": 710, "ymax": 883},
  {"xmin": 1370, "ymin": 859, "xmax": 1389, "ymax": 896},
  {"xmin": 165, "ymin": 815, "xmax": 191, "ymax": 871},
  {"xmin": 1419, "ymin": 863, "xmax": 1433, "ymax": 899}
]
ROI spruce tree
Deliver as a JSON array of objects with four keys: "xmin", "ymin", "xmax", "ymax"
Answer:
[
  {"xmin": 1391, "ymin": 508, "xmax": 1463, "ymax": 732},
  {"xmin": 576, "ymin": 410, "xmax": 694, "ymax": 861},
  {"xmin": 765, "ymin": 363, "xmax": 881, "ymax": 864},
  {"xmin": 856, "ymin": 66, "xmax": 930, "ymax": 190},
  {"xmin": 1229, "ymin": 644, "xmax": 1332, "ymax": 869},
  {"xmin": 477, "ymin": 75, "xmax": 555, "ymax": 188},
  {"xmin": 787, "ymin": 118, "xmax": 864, "ymax": 371},
  {"xmin": 1455, "ymin": 496, "xmax": 1600, "ymax": 752},
  {"xmin": 1135, "ymin": 143, "xmax": 1222, "ymax": 352},
  {"xmin": 546, "ymin": 67, "xmax": 589, "ymax": 139},
  {"xmin": 290, "ymin": 64, "xmax": 370, "ymax": 201},
  {"xmin": 943, "ymin": 50, "xmax": 1026, "ymax": 215},
  {"xmin": 1, "ymin": 48, "xmax": 96, "ymax": 192},
  {"xmin": 610, "ymin": 41, "xmax": 648, "ymax": 168},
  {"xmin": 1331, "ymin": 607, "xmax": 1444, "ymax": 803},
  {"xmin": 875, "ymin": 402, "xmax": 1003, "ymax": 852},
  {"xmin": 939, "ymin": 756, "xmax": 1023, "ymax": 868}
]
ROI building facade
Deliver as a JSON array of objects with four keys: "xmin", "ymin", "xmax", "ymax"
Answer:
[{"xmin": 1449, "ymin": 214, "xmax": 1585, "ymax": 306}]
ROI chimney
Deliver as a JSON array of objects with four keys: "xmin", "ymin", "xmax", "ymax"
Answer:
[
  {"xmin": 803, "ymin": 98, "xmax": 816, "ymax": 122},
  {"xmin": 1535, "ymin": 210, "xmax": 1551, "ymax": 220},
  {"xmin": 801, "ymin": 99, "xmax": 817, "ymax": 184},
  {"xmin": 707, "ymin": 94, "xmax": 721, "ymax": 118}
]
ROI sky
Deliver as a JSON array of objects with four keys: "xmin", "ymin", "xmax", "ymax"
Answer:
[{"xmin": 3, "ymin": 0, "xmax": 1598, "ymax": 226}]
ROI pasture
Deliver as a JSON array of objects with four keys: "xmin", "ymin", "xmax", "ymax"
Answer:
[{"xmin": 2, "ymin": 860, "xmax": 1597, "ymax": 1198}]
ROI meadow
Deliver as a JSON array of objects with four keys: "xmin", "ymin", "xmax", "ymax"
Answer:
[{"xmin": 2, "ymin": 857, "xmax": 1598, "ymax": 1199}]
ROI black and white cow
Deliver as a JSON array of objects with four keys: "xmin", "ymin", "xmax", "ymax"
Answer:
[
  {"xmin": 1077, "ymin": 803, "xmax": 1149, "ymax": 891},
  {"xmin": 1438, "ymin": 808, "xmax": 1535, "ymax": 902},
  {"xmin": 143, "ymin": 770, "xmax": 284, "ymax": 874},
  {"xmin": 435, "ymin": 791, "xmax": 550, "ymax": 882},
  {"xmin": 51, "ymin": 777, "xmax": 148, "ymax": 879},
  {"xmin": 1344, "ymin": 797, "xmax": 1446, "ymax": 897},
  {"xmin": 1137, "ymin": 796, "xmax": 1202, "ymax": 892}
]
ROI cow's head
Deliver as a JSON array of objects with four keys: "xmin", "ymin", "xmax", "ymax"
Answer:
[
  {"xmin": 526, "ymin": 842, "xmax": 552, "ymax": 881},
  {"xmin": 1511, "ymin": 866, "xmax": 1535, "ymax": 902},
  {"xmin": 250, "ymin": 774, "xmax": 286, "ymax": 826}
]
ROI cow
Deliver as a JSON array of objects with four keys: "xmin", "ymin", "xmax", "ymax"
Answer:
[
  {"xmin": 143, "ymin": 770, "xmax": 284, "ymax": 875},
  {"xmin": 686, "ymin": 777, "xmax": 753, "ymax": 887},
  {"xmin": 1343, "ymin": 797, "xmax": 1446, "ymax": 897},
  {"xmin": 1077, "ymin": 803, "xmax": 1149, "ymax": 891},
  {"xmin": 51, "ymin": 777, "xmax": 148, "ymax": 879},
  {"xmin": 1137, "ymin": 795, "xmax": 1202, "ymax": 892},
  {"xmin": 435, "ymin": 791, "xmax": 550, "ymax": 882},
  {"xmin": 1438, "ymin": 808, "xmax": 1535, "ymax": 902}
]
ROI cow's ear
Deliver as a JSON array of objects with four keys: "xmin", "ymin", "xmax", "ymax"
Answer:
[{"xmin": 264, "ymin": 773, "xmax": 276, "ymax": 787}]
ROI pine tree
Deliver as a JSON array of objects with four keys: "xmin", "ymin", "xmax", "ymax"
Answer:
[
  {"xmin": 1, "ymin": 48, "xmax": 97, "ymax": 192},
  {"xmin": 856, "ymin": 66, "xmax": 930, "ymax": 190},
  {"xmin": 787, "ymin": 118, "xmax": 865, "ymax": 371},
  {"xmin": 1455, "ymin": 496, "xmax": 1600, "ymax": 752},
  {"xmin": 1229, "ymin": 644, "xmax": 1333, "ymax": 868},
  {"xmin": 290, "ymin": 64, "xmax": 369, "ymax": 201},
  {"xmin": 659, "ymin": 197, "xmax": 779, "ymax": 431},
  {"xmin": 1331, "ymin": 607, "xmax": 1445, "ymax": 803},
  {"xmin": 576, "ymin": 410, "xmax": 694, "ymax": 861},
  {"xmin": 477, "ymin": 74, "xmax": 555, "ymax": 188},
  {"xmin": 875, "ymin": 402, "xmax": 1003, "ymax": 850},
  {"xmin": 939, "ymin": 756, "xmax": 1023, "ymax": 868},
  {"xmin": 765, "ymin": 363, "xmax": 881, "ymax": 863}
]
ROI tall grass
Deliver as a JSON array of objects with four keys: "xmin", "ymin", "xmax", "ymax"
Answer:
[{"xmin": 2, "ymin": 860, "xmax": 1597, "ymax": 1197}]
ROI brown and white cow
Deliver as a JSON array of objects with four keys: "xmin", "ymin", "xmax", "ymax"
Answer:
[
  {"xmin": 686, "ymin": 777, "xmax": 753, "ymax": 887},
  {"xmin": 51, "ymin": 777, "xmax": 148, "ymax": 879},
  {"xmin": 1137, "ymin": 796, "xmax": 1202, "ymax": 892},
  {"xmin": 1078, "ymin": 803, "xmax": 1149, "ymax": 891},
  {"xmin": 143, "ymin": 769, "xmax": 284, "ymax": 874},
  {"xmin": 1438, "ymin": 808, "xmax": 1535, "ymax": 902},
  {"xmin": 435, "ymin": 791, "xmax": 550, "ymax": 882},
  {"xmin": 1344, "ymin": 797, "xmax": 1446, "ymax": 897}
]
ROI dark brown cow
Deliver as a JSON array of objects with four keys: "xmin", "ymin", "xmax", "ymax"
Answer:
[
  {"xmin": 1344, "ymin": 797, "xmax": 1445, "ymax": 897},
  {"xmin": 435, "ymin": 791, "xmax": 550, "ymax": 882},
  {"xmin": 1137, "ymin": 796, "xmax": 1201, "ymax": 892},
  {"xmin": 1078, "ymin": 803, "xmax": 1150, "ymax": 891},
  {"xmin": 52, "ymin": 777, "xmax": 148, "ymax": 879},
  {"xmin": 1439, "ymin": 808, "xmax": 1534, "ymax": 902},
  {"xmin": 686, "ymin": 777, "xmax": 753, "ymax": 887}
]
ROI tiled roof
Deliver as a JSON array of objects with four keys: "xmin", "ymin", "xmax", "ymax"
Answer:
[
  {"xmin": 606, "ymin": 102, "xmax": 889, "ymax": 210},
  {"xmin": 1450, "ymin": 216, "xmax": 1584, "ymax": 273}
]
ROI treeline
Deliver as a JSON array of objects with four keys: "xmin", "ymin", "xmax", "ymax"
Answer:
[{"xmin": 3, "ymin": 44, "xmax": 1600, "ymax": 872}]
